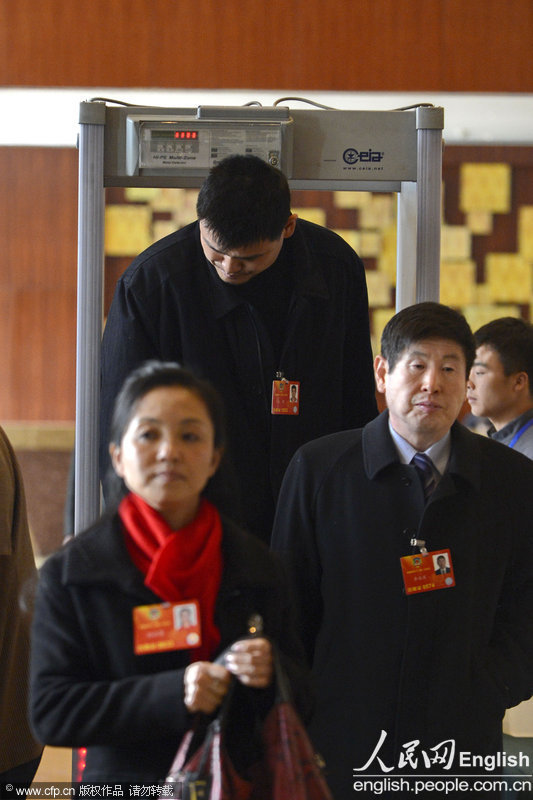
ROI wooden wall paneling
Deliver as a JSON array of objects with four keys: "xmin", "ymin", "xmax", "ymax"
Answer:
[
  {"xmin": 1, "ymin": 0, "xmax": 532, "ymax": 91},
  {"xmin": 2, "ymin": 143, "xmax": 533, "ymax": 422},
  {"xmin": 343, "ymin": 2, "xmax": 443, "ymax": 91},
  {"xmin": 0, "ymin": 148, "xmax": 79, "ymax": 286},
  {"xmin": 0, "ymin": 148, "xmax": 78, "ymax": 421},
  {"xmin": 4, "ymin": 288, "xmax": 76, "ymax": 421},
  {"xmin": 0, "ymin": 289, "xmax": 15, "ymax": 418},
  {"xmin": 441, "ymin": 0, "xmax": 533, "ymax": 91}
]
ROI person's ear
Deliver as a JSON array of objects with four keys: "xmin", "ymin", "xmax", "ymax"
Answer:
[
  {"xmin": 513, "ymin": 371, "xmax": 529, "ymax": 393},
  {"xmin": 282, "ymin": 214, "xmax": 298, "ymax": 239},
  {"xmin": 374, "ymin": 355, "xmax": 389, "ymax": 394},
  {"xmin": 109, "ymin": 443, "xmax": 125, "ymax": 478},
  {"xmin": 208, "ymin": 447, "xmax": 223, "ymax": 478}
]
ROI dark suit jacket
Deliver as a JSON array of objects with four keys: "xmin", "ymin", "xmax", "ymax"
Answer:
[
  {"xmin": 31, "ymin": 512, "xmax": 311, "ymax": 783},
  {"xmin": 271, "ymin": 411, "xmax": 533, "ymax": 799}
]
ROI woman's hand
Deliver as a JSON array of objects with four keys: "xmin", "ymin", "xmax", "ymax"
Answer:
[
  {"xmin": 183, "ymin": 661, "xmax": 231, "ymax": 714},
  {"xmin": 183, "ymin": 638, "xmax": 273, "ymax": 713},
  {"xmin": 224, "ymin": 637, "xmax": 273, "ymax": 688}
]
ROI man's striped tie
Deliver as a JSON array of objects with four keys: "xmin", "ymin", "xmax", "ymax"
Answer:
[{"xmin": 412, "ymin": 452, "xmax": 437, "ymax": 500}]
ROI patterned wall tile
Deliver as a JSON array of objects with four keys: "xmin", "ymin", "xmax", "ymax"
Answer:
[{"xmin": 104, "ymin": 150, "xmax": 533, "ymax": 350}]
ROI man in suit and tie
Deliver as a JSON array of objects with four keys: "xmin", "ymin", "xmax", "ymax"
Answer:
[
  {"xmin": 272, "ymin": 301, "xmax": 533, "ymax": 799},
  {"xmin": 435, "ymin": 554, "xmax": 450, "ymax": 574}
]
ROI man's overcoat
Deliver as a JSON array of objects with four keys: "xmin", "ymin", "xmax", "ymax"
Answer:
[
  {"xmin": 272, "ymin": 411, "xmax": 533, "ymax": 799},
  {"xmin": 100, "ymin": 219, "xmax": 377, "ymax": 540}
]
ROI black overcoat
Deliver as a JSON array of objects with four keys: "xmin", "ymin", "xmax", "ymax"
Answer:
[
  {"xmin": 30, "ymin": 514, "xmax": 312, "ymax": 784},
  {"xmin": 100, "ymin": 219, "xmax": 377, "ymax": 540},
  {"xmin": 272, "ymin": 411, "xmax": 533, "ymax": 799}
]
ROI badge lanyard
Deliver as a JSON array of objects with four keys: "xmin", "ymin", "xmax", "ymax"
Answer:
[{"xmin": 509, "ymin": 417, "xmax": 533, "ymax": 449}]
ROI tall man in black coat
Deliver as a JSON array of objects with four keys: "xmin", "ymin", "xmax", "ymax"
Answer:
[
  {"xmin": 100, "ymin": 155, "xmax": 377, "ymax": 542},
  {"xmin": 271, "ymin": 302, "xmax": 533, "ymax": 799}
]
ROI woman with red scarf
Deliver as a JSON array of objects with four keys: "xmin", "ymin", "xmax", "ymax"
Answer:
[{"xmin": 30, "ymin": 362, "xmax": 311, "ymax": 786}]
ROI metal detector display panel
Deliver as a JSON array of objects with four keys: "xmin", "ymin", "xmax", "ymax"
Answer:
[
  {"xmin": 128, "ymin": 118, "xmax": 290, "ymax": 176},
  {"xmin": 78, "ymin": 99, "xmax": 443, "ymax": 531}
]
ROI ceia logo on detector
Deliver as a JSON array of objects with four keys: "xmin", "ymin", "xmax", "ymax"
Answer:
[{"xmin": 343, "ymin": 147, "xmax": 384, "ymax": 165}]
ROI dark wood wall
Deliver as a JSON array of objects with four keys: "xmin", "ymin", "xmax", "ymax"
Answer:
[
  {"xmin": 1, "ymin": 0, "xmax": 533, "ymax": 421},
  {"xmin": 0, "ymin": 148, "xmax": 78, "ymax": 420},
  {"xmin": 1, "ymin": 0, "xmax": 532, "ymax": 91}
]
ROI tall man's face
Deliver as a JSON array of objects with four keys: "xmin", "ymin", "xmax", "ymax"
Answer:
[
  {"xmin": 199, "ymin": 216, "xmax": 297, "ymax": 285},
  {"xmin": 374, "ymin": 338, "xmax": 468, "ymax": 451}
]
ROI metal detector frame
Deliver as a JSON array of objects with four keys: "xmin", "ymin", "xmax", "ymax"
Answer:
[{"xmin": 75, "ymin": 99, "xmax": 444, "ymax": 533}]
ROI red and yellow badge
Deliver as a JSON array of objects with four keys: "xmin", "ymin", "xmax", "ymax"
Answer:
[
  {"xmin": 271, "ymin": 379, "xmax": 300, "ymax": 415},
  {"xmin": 400, "ymin": 549, "xmax": 455, "ymax": 595},
  {"xmin": 132, "ymin": 600, "xmax": 201, "ymax": 655}
]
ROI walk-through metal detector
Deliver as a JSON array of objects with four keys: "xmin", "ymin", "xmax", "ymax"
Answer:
[{"xmin": 76, "ymin": 98, "xmax": 444, "ymax": 534}]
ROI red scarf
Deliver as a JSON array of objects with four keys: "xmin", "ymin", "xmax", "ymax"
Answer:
[{"xmin": 119, "ymin": 493, "xmax": 223, "ymax": 660}]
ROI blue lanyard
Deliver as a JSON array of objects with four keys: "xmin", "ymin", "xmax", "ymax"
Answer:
[{"xmin": 509, "ymin": 417, "xmax": 533, "ymax": 448}]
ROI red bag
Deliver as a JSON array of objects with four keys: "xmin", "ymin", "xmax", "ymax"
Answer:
[
  {"xmin": 165, "ymin": 702, "xmax": 252, "ymax": 800},
  {"xmin": 249, "ymin": 649, "xmax": 333, "ymax": 800},
  {"xmin": 166, "ymin": 646, "xmax": 332, "ymax": 800}
]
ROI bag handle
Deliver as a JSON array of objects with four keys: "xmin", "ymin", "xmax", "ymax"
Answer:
[
  {"xmin": 179, "ymin": 612, "xmax": 264, "ymax": 765},
  {"xmin": 216, "ymin": 613, "xmax": 293, "ymax": 706},
  {"xmin": 171, "ymin": 677, "xmax": 237, "ymax": 774},
  {"xmin": 271, "ymin": 645, "xmax": 293, "ymax": 705}
]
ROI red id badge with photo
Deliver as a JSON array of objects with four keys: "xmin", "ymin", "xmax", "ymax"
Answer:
[
  {"xmin": 271, "ymin": 379, "xmax": 300, "ymax": 415},
  {"xmin": 400, "ymin": 548, "xmax": 455, "ymax": 595},
  {"xmin": 133, "ymin": 599, "xmax": 201, "ymax": 655}
]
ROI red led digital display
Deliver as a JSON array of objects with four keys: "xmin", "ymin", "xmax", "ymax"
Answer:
[{"xmin": 174, "ymin": 131, "xmax": 198, "ymax": 140}]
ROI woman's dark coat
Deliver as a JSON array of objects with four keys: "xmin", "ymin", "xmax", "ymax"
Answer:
[{"xmin": 30, "ymin": 513, "xmax": 312, "ymax": 783}]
